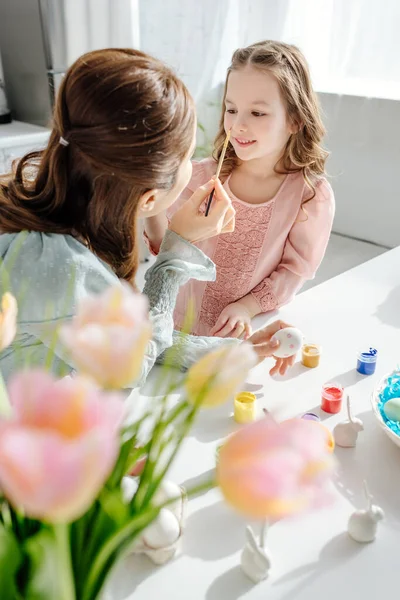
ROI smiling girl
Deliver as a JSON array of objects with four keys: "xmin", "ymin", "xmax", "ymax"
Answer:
[{"xmin": 145, "ymin": 41, "xmax": 335, "ymax": 339}]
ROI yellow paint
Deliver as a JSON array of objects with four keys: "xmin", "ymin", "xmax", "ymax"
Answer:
[
  {"xmin": 302, "ymin": 344, "xmax": 321, "ymax": 368},
  {"xmin": 234, "ymin": 392, "xmax": 257, "ymax": 424}
]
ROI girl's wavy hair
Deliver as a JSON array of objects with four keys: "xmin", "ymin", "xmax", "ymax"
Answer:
[
  {"xmin": 0, "ymin": 48, "xmax": 195, "ymax": 281},
  {"xmin": 213, "ymin": 40, "xmax": 329, "ymax": 204}
]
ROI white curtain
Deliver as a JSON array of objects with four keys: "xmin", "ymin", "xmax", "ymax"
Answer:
[
  {"xmin": 139, "ymin": 0, "xmax": 400, "ymax": 150},
  {"xmin": 63, "ymin": 0, "xmax": 140, "ymax": 65}
]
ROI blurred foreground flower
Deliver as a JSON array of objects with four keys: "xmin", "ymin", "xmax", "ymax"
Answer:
[
  {"xmin": 0, "ymin": 292, "xmax": 17, "ymax": 351},
  {"xmin": 0, "ymin": 370, "xmax": 125, "ymax": 522},
  {"xmin": 185, "ymin": 343, "xmax": 257, "ymax": 407},
  {"xmin": 217, "ymin": 417, "xmax": 336, "ymax": 520},
  {"xmin": 60, "ymin": 284, "xmax": 152, "ymax": 389}
]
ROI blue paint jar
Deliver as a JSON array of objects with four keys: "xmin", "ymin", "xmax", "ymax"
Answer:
[{"xmin": 356, "ymin": 348, "xmax": 378, "ymax": 375}]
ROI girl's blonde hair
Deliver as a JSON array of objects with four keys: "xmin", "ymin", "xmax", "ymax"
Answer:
[{"xmin": 213, "ymin": 40, "xmax": 328, "ymax": 203}]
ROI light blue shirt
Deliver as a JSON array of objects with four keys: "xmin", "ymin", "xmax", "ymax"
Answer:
[{"xmin": 0, "ymin": 229, "xmax": 233, "ymax": 387}]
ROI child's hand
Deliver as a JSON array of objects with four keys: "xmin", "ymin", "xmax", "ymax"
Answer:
[
  {"xmin": 248, "ymin": 320, "xmax": 297, "ymax": 375},
  {"xmin": 210, "ymin": 301, "xmax": 253, "ymax": 339}
]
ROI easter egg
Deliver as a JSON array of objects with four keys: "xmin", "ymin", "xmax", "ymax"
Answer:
[
  {"xmin": 270, "ymin": 327, "xmax": 304, "ymax": 358},
  {"xmin": 383, "ymin": 397, "xmax": 400, "ymax": 422},
  {"xmin": 142, "ymin": 508, "xmax": 181, "ymax": 549}
]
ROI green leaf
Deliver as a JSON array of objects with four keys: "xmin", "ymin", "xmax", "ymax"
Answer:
[
  {"xmin": 24, "ymin": 529, "xmax": 68, "ymax": 600},
  {"xmin": 0, "ymin": 524, "xmax": 22, "ymax": 600},
  {"xmin": 99, "ymin": 490, "xmax": 129, "ymax": 527}
]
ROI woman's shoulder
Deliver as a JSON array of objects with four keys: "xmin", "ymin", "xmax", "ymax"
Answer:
[{"xmin": 0, "ymin": 231, "xmax": 118, "ymax": 322}]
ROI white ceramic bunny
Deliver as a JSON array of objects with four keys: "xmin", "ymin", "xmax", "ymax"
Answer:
[
  {"xmin": 240, "ymin": 523, "xmax": 272, "ymax": 583},
  {"xmin": 348, "ymin": 481, "xmax": 385, "ymax": 543},
  {"xmin": 333, "ymin": 395, "xmax": 364, "ymax": 447},
  {"xmin": 122, "ymin": 477, "xmax": 187, "ymax": 565}
]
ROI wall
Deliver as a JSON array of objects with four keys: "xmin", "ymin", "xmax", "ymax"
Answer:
[
  {"xmin": 0, "ymin": 0, "xmax": 51, "ymax": 126},
  {"xmin": 319, "ymin": 92, "xmax": 400, "ymax": 249}
]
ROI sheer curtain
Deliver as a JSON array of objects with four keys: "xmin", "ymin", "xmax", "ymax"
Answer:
[{"xmin": 63, "ymin": 0, "xmax": 140, "ymax": 65}]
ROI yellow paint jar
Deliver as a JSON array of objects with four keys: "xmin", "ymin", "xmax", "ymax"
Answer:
[
  {"xmin": 302, "ymin": 344, "xmax": 321, "ymax": 368},
  {"xmin": 234, "ymin": 392, "xmax": 257, "ymax": 424}
]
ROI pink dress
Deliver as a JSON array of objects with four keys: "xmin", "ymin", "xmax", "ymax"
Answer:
[{"xmin": 151, "ymin": 158, "xmax": 335, "ymax": 336}]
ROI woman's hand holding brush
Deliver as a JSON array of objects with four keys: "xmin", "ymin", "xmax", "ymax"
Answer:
[{"xmin": 169, "ymin": 178, "xmax": 235, "ymax": 244}]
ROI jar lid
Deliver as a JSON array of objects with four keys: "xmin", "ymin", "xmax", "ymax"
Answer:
[{"xmin": 357, "ymin": 348, "xmax": 378, "ymax": 363}]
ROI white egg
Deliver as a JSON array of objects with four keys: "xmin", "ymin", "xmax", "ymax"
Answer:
[
  {"xmin": 121, "ymin": 476, "xmax": 138, "ymax": 504},
  {"xmin": 271, "ymin": 327, "xmax": 304, "ymax": 358},
  {"xmin": 153, "ymin": 481, "xmax": 184, "ymax": 519},
  {"xmin": 142, "ymin": 508, "xmax": 181, "ymax": 549}
]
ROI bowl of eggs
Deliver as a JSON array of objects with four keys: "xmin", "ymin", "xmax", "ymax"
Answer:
[{"xmin": 370, "ymin": 368, "xmax": 400, "ymax": 449}]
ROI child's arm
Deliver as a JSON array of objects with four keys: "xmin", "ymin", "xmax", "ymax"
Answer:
[
  {"xmin": 251, "ymin": 180, "xmax": 335, "ymax": 312},
  {"xmin": 211, "ymin": 180, "xmax": 335, "ymax": 338},
  {"xmin": 143, "ymin": 213, "xmax": 168, "ymax": 255}
]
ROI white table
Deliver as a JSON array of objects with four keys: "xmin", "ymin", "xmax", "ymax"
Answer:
[{"xmin": 108, "ymin": 247, "xmax": 400, "ymax": 600}]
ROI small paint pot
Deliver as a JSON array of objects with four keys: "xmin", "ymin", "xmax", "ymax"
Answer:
[
  {"xmin": 301, "ymin": 412, "xmax": 320, "ymax": 422},
  {"xmin": 356, "ymin": 348, "xmax": 378, "ymax": 376},
  {"xmin": 234, "ymin": 392, "xmax": 257, "ymax": 424},
  {"xmin": 321, "ymin": 382, "xmax": 344, "ymax": 414},
  {"xmin": 302, "ymin": 344, "xmax": 321, "ymax": 368}
]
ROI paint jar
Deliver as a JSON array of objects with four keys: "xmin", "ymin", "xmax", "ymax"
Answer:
[
  {"xmin": 301, "ymin": 412, "xmax": 320, "ymax": 422},
  {"xmin": 234, "ymin": 392, "xmax": 257, "ymax": 424},
  {"xmin": 321, "ymin": 382, "xmax": 344, "ymax": 414},
  {"xmin": 302, "ymin": 344, "xmax": 321, "ymax": 368},
  {"xmin": 356, "ymin": 348, "xmax": 378, "ymax": 375}
]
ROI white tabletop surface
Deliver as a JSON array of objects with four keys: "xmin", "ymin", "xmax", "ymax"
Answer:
[
  {"xmin": 0, "ymin": 120, "xmax": 50, "ymax": 149},
  {"xmin": 107, "ymin": 246, "xmax": 400, "ymax": 600}
]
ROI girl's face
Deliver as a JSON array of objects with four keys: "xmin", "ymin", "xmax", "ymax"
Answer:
[{"xmin": 224, "ymin": 66, "xmax": 295, "ymax": 164}]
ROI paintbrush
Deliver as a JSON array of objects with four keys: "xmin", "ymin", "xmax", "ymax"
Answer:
[{"xmin": 204, "ymin": 129, "xmax": 231, "ymax": 217}]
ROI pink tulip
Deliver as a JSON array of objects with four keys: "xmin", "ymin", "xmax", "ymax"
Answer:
[
  {"xmin": 60, "ymin": 284, "xmax": 152, "ymax": 389},
  {"xmin": 0, "ymin": 292, "xmax": 17, "ymax": 351},
  {"xmin": 0, "ymin": 370, "xmax": 125, "ymax": 522},
  {"xmin": 217, "ymin": 417, "xmax": 335, "ymax": 520}
]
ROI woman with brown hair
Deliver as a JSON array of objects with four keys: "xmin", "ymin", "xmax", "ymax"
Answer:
[{"xmin": 0, "ymin": 48, "xmax": 290, "ymax": 386}]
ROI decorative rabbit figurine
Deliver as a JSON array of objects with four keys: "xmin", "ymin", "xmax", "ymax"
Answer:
[
  {"xmin": 348, "ymin": 480, "xmax": 385, "ymax": 543},
  {"xmin": 333, "ymin": 394, "xmax": 364, "ymax": 447},
  {"xmin": 240, "ymin": 522, "xmax": 272, "ymax": 583}
]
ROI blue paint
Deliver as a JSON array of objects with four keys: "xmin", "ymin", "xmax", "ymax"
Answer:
[
  {"xmin": 377, "ymin": 369, "xmax": 400, "ymax": 437},
  {"xmin": 356, "ymin": 348, "xmax": 378, "ymax": 375}
]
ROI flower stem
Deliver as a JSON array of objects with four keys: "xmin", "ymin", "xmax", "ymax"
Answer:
[{"xmin": 54, "ymin": 523, "xmax": 76, "ymax": 600}]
